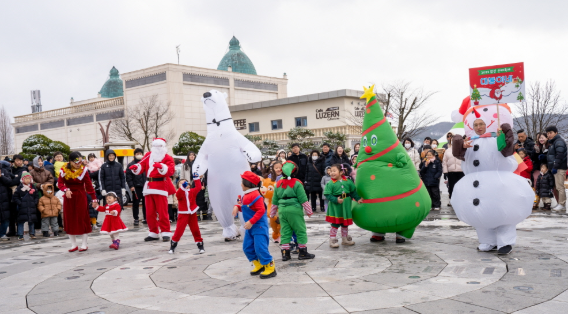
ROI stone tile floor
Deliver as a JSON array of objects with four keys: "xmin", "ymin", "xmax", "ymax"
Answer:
[{"xmin": 1, "ymin": 193, "xmax": 568, "ymax": 314}]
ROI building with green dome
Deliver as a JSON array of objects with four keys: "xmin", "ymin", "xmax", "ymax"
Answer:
[
  {"xmin": 217, "ymin": 36, "xmax": 257, "ymax": 75},
  {"xmin": 99, "ymin": 66, "xmax": 124, "ymax": 98}
]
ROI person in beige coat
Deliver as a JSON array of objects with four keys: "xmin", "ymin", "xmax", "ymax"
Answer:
[
  {"xmin": 403, "ymin": 138, "xmax": 421, "ymax": 171},
  {"xmin": 442, "ymin": 137, "xmax": 464, "ymax": 206}
]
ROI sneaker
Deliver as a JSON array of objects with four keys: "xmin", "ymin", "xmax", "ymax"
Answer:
[
  {"xmin": 447, "ymin": 202, "xmax": 452, "ymax": 207},
  {"xmin": 169, "ymin": 240, "xmax": 178, "ymax": 254},
  {"xmin": 197, "ymin": 242, "xmax": 205, "ymax": 254},
  {"xmin": 396, "ymin": 238, "xmax": 406, "ymax": 244},
  {"xmin": 96, "ymin": 222, "xmax": 102, "ymax": 227},
  {"xmin": 0, "ymin": 236, "xmax": 9, "ymax": 241},
  {"xmin": 30, "ymin": 234, "xmax": 36, "ymax": 239},
  {"xmin": 477, "ymin": 245, "xmax": 498, "ymax": 251},
  {"xmin": 552, "ymin": 204, "xmax": 565, "ymax": 211},
  {"xmin": 225, "ymin": 237, "xmax": 237, "ymax": 242},
  {"xmin": 142, "ymin": 220, "xmax": 148, "ymax": 225},
  {"xmin": 92, "ymin": 224, "xmax": 98, "ymax": 230},
  {"xmin": 162, "ymin": 236, "xmax": 170, "ymax": 242},
  {"xmin": 498, "ymin": 245, "xmax": 513, "ymax": 255},
  {"xmin": 134, "ymin": 220, "xmax": 139, "ymax": 226},
  {"xmin": 18, "ymin": 236, "xmax": 24, "ymax": 241},
  {"xmin": 433, "ymin": 208, "xmax": 440, "ymax": 211}
]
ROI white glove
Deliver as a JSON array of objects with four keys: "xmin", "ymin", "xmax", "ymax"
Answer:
[
  {"xmin": 122, "ymin": 188, "xmax": 126, "ymax": 196},
  {"xmin": 102, "ymin": 190, "xmax": 107, "ymax": 196}
]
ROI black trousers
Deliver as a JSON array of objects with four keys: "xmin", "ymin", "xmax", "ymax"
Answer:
[
  {"xmin": 8, "ymin": 202, "xmax": 17, "ymax": 235},
  {"xmin": 447, "ymin": 172, "xmax": 465, "ymax": 199},
  {"xmin": 309, "ymin": 191, "xmax": 323, "ymax": 212},
  {"xmin": 131, "ymin": 186, "xmax": 145, "ymax": 221},
  {"xmin": 426, "ymin": 185, "xmax": 441, "ymax": 208}
]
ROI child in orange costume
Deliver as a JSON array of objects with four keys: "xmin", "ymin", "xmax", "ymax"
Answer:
[{"xmin": 261, "ymin": 161, "xmax": 283, "ymax": 243}]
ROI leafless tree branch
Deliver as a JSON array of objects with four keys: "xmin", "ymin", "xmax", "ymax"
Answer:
[{"xmin": 0, "ymin": 106, "xmax": 15, "ymax": 155}]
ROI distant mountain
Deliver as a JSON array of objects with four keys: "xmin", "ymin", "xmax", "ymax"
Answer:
[{"xmin": 411, "ymin": 122, "xmax": 455, "ymax": 143}]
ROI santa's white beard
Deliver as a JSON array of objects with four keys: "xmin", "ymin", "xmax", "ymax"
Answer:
[{"xmin": 151, "ymin": 146, "xmax": 167, "ymax": 162}]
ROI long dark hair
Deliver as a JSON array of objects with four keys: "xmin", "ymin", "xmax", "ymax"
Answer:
[
  {"xmin": 184, "ymin": 151, "xmax": 196, "ymax": 170},
  {"xmin": 334, "ymin": 145, "xmax": 347, "ymax": 158}
]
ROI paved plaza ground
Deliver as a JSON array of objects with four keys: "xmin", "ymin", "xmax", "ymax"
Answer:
[{"xmin": 1, "ymin": 193, "xmax": 568, "ymax": 314}]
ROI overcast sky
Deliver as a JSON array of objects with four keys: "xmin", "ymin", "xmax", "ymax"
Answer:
[{"xmin": 1, "ymin": 0, "xmax": 567, "ymax": 122}]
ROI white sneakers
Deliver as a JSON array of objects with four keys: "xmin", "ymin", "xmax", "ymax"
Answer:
[{"xmin": 552, "ymin": 204, "xmax": 565, "ymax": 211}]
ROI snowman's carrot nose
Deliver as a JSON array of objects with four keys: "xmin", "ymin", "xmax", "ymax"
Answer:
[{"xmin": 473, "ymin": 107, "xmax": 481, "ymax": 118}]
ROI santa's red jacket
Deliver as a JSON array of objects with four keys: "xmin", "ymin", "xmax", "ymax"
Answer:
[
  {"xmin": 175, "ymin": 179, "xmax": 202, "ymax": 214},
  {"xmin": 130, "ymin": 152, "xmax": 176, "ymax": 196}
]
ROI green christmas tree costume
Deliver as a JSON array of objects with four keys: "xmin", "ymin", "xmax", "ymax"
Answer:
[
  {"xmin": 324, "ymin": 177, "xmax": 360, "ymax": 226},
  {"xmin": 352, "ymin": 85, "xmax": 431, "ymax": 239},
  {"xmin": 271, "ymin": 161, "xmax": 311, "ymax": 246}
]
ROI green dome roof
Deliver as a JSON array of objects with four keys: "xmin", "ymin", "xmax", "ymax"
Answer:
[
  {"xmin": 217, "ymin": 36, "xmax": 257, "ymax": 75},
  {"xmin": 99, "ymin": 66, "xmax": 124, "ymax": 98}
]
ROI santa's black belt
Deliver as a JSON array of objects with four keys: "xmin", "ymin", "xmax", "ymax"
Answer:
[{"xmin": 147, "ymin": 177, "xmax": 164, "ymax": 182}]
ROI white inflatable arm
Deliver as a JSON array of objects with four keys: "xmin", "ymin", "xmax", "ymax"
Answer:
[
  {"xmin": 193, "ymin": 142, "xmax": 209, "ymax": 176},
  {"xmin": 238, "ymin": 134, "xmax": 262, "ymax": 163}
]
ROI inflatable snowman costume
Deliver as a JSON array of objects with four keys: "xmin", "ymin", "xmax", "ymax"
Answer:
[
  {"xmin": 450, "ymin": 97, "xmax": 533, "ymax": 254},
  {"xmin": 193, "ymin": 90, "xmax": 262, "ymax": 239}
]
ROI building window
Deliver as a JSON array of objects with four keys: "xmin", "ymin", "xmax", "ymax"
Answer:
[
  {"xmin": 295, "ymin": 117, "xmax": 308, "ymax": 127},
  {"xmin": 249, "ymin": 122, "xmax": 260, "ymax": 132},
  {"xmin": 271, "ymin": 119, "xmax": 283, "ymax": 130}
]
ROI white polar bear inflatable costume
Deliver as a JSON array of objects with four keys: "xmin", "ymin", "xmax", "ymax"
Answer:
[
  {"xmin": 451, "ymin": 96, "xmax": 533, "ymax": 253},
  {"xmin": 193, "ymin": 90, "xmax": 262, "ymax": 239}
]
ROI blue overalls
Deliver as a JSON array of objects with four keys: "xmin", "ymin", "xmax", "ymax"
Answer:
[{"xmin": 242, "ymin": 195, "xmax": 273, "ymax": 265}]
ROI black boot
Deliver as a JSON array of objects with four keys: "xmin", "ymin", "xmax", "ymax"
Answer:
[
  {"xmin": 42, "ymin": 231, "xmax": 50, "ymax": 237},
  {"xmin": 144, "ymin": 236, "xmax": 159, "ymax": 242},
  {"xmin": 298, "ymin": 247, "xmax": 315, "ymax": 260},
  {"xmin": 54, "ymin": 232, "xmax": 59, "ymax": 237},
  {"xmin": 169, "ymin": 240, "xmax": 178, "ymax": 254},
  {"xmin": 197, "ymin": 241, "xmax": 205, "ymax": 254},
  {"xmin": 281, "ymin": 249, "xmax": 291, "ymax": 261}
]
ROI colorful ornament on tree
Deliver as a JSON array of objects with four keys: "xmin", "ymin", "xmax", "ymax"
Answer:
[{"xmin": 352, "ymin": 85, "xmax": 431, "ymax": 239}]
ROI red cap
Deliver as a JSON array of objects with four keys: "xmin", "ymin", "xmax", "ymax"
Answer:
[{"xmin": 241, "ymin": 171, "xmax": 261, "ymax": 186}]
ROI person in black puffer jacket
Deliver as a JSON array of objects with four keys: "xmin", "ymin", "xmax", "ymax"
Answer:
[
  {"xmin": 0, "ymin": 161, "xmax": 14, "ymax": 240},
  {"xmin": 8, "ymin": 155, "xmax": 27, "ymax": 237},
  {"xmin": 13, "ymin": 172, "xmax": 39, "ymax": 239},
  {"xmin": 331, "ymin": 145, "xmax": 351, "ymax": 165},
  {"xmin": 544, "ymin": 126, "xmax": 567, "ymax": 211},
  {"xmin": 420, "ymin": 150, "xmax": 443, "ymax": 210},
  {"xmin": 288, "ymin": 143, "xmax": 309, "ymax": 183},
  {"xmin": 99, "ymin": 149, "xmax": 126, "ymax": 207},
  {"xmin": 536, "ymin": 164, "xmax": 555, "ymax": 210},
  {"xmin": 305, "ymin": 150, "xmax": 324, "ymax": 212},
  {"xmin": 126, "ymin": 148, "xmax": 146, "ymax": 225},
  {"xmin": 319, "ymin": 143, "xmax": 335, "ymax": 169}
]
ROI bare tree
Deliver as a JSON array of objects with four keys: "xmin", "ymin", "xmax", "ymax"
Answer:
[
  {"xmin": 381, "ymin": 81, "xmax": 439, "ymax": 140},
  {"xmin": 514, "ymin": 80, "xmax": 568, "ymax": 138},
  {"xmin": 110, "ymin": 95, "xmax": 175, "ymax": 151},
  {"xmin": 0, "ymin": 105, "xmax": 14, "ymax": 155}
]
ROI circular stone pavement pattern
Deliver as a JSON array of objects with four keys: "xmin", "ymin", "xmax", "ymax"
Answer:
[{"xmin": 1, "ymin": 213, "xmax": 568, "ymax": 314}]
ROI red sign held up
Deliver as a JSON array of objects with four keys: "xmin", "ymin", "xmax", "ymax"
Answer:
[{"xmin": 469, "ymin": 62, "xmax": 525, "ymax": 106}]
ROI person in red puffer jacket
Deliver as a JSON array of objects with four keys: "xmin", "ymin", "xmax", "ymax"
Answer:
[{"xmin": 517, "ymin": 148, "xmax": 534, "ymax": 181}]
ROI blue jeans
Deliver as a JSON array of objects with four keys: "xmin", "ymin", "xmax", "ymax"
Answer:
[
  {"xmin": 0, "ymin": 220, "xmax": 9, "ymax": 237},
  {"xmin": 17, "ymin": 222, "xmax": 34, "ymax": 236}
]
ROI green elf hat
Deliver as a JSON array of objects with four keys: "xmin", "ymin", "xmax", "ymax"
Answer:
[{"xmin": 281, "ymin": 160, "xmax": 297, "ymax": 179}]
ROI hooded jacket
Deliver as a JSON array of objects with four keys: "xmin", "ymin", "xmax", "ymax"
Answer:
[
  {"xmin": 99, "ymin": 150, "xmax": 126, "ymax": 194},
  {"xmin": 0, "ymin": 161, "xmax": 14, "ymax": 222},
  {"xmin": 304, "ymin": 156, "xmax": 324, "ymax": 192},
  {"xmin": 30, "ymin": 156, "xmax": 54, "ymax": 188},
  {"xmin": 320, "ymin": 166, "xmax": 332, "ymax": 200},
  {"xmin": 38, "ymin": 184, "xmax": 61, "ymax": 218},
  {"xmin": 547, "ymin": 134, "xmax": 567, "ymax": 171},
  {"xmin": 13, "ymin": 177, "xmax": 39, "ymax": 223},
  {"xmin": 536, "ymin": 171, "xmax": 555, "ymax": 198}
]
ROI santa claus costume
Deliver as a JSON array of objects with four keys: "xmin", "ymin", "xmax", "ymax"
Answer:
[
  {"xmin": 130, "ymin": 138, "xmax": 176, "ymax": 242},
  {"xmin": 96, "ymin": 192, "xmax": 128, "ymax": 249},
  {"xmin": 169, "ymin": 176, "xmax": 204, "ymax": 254},
  {"xmin": 58, "ymin": 151, "xmax": 98, "ymax": 252}
]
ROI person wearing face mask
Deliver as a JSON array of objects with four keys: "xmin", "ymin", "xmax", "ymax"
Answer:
[
  {"xmin": 304, "ymin": 150, "xmax": 324, "ymax": 212},
  {"xmin": 403, "ymin": 138, "xmax": 420, "ymax": 171},
  {"xmin": 419, "ymin": 150, "xmax": 443, "ymax": 210},
  {"xmin": 99, "ymin": 150, "xmax": 126, "ymax": 211},
  {"xmin": 250, "ymin": 162, "xmax": 262, "ymax": 176},
  {"xmin": 126, "ymin": 148, "xmax": 146, "ymax": 225},
  {"xmin": 431, "ymin": 139, "xmax": 445, "ymax": 161}
]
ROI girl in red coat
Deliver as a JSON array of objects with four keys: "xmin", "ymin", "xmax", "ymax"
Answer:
[
  {"xmin": 169, "ymin": 175, "xmax": 204, "ymax": 254},
  {"xmin": 517, "ymin": 148, "xmax": 534, "ymax": 181},
  {"xmin": 96, "ymin": 192, "xmax": 128, "ymax": 249}
]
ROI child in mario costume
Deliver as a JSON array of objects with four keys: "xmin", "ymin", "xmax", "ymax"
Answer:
[
  {"xmin": 129, "ymin": 138, "xmax": 176, "ymax": 242},
  {"xmin": 169, "ymin": 174, "xmax": 204, "ymax": 254},
  {"xmin": 233, "ymin": 171, "xmax": 276, "ymax": 279},
  {"xmin": 270, "ymin": 161, "xmax": 315, "ymax": 262}
]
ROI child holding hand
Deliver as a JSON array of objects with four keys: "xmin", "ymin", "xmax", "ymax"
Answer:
[
  {"xmin": 96, "ymin": 192, "xmax": 128, "ymax": 249},
  {"xmin": 233, "ymin": 171, "xmax": 276, "ymax": 279},
  {"xmin": 324, "ymin": 164, "xmax": 363, "ymax": 248},
  {"xmin": 169, "ymin": 175, "xmax": 204, "ymax": 254}
]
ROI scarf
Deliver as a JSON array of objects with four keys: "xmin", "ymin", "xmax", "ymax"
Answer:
[{"xmin": 64, "ymin": 164, "xmax": 85, "ymax": 180}]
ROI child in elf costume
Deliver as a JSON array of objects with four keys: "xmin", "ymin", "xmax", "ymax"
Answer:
[
  {"xmin": 232, "ymin": 171, "xmax": 276, "ymax": 279},
  {"xmin": 270, "ymin": 161, "xmax": 315, "ymax": 261},
  {"xmin": 96, "ymin": 192, "xmax": 128, "ymax": 249},
  {"xmin": 324, "ymin": 164, "xmax": 363, "ymax": 248},
  {"xmin": 169, "ymin": 176, "xmax": 205, "ymax": 254}
]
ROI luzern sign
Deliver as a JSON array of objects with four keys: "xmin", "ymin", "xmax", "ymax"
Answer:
[{"xmin": 316, "ymin": 107, "xmax": 340, "ymax": 120}]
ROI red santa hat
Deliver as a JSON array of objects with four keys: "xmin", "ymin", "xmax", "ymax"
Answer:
[
  {"xmin": 153, "ymin": 138, "xmax": 167, "ymax": 145},
  {"xmin": 451, "ymin": 96, "xmax": 481, "ymax": 123}
]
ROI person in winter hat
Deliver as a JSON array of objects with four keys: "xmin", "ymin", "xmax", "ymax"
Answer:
[
  {"xmin": 169, "ymin": 175, "xmax": 205, "ymax": 254},
  {"xmin": 30, "ymin": 156, "xmax": 54, "ymax": 189},
  {"xmin": 99, "ymin": 149, "xmax": 126, "ymax": 208},
  {"xmin": 536, "ymin": 164, "xmax": 555, "ymax": 210},
  {"xmin": 129, "ymin": 138, "xmax": 176, "ymax": 242},
  {"xmin": 320, "ymin": 166, "xmax": 332, "ymax": 212},
  {"xmin": 13, "ymin": 172, "xmax": 39, "ymax": 240},
  {"xmin": 95, "ymin": 192, "xmax": 128, "ymax": 249},
  {"xmin": 271, "ymin": 161, "xmax": 315, "ymax": 262},
  {"xmin": 233, "ymin": 171, "xmax": 277, "ymax": 279},
  {"xmin": 38, "ymin": 184, "xmax": 61, "ymax": 237}
]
